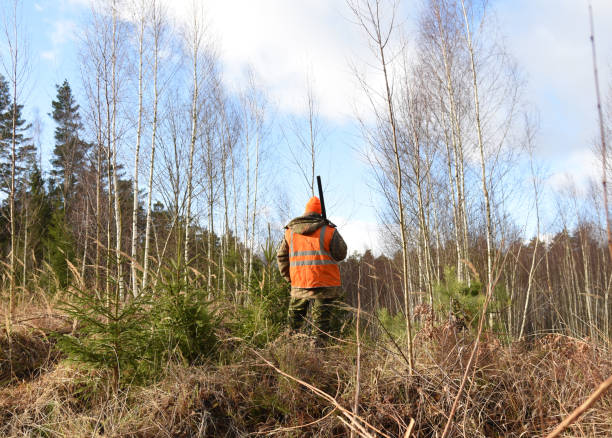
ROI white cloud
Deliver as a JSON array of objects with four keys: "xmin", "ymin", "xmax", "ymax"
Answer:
[
  {"xmin": 496, "ymin": 0, "xmax": 612, "ymax": 158},
  {"xmin": 335, "ymin": 217, "xmax": 383, "ymax": 255},
  {"xmin": 160, "ymin": 0, "xmax": 378, "ymax": 123},
  {"xmin": 36, "ymin": 19, "xmax": 77, "ymax": 67},
  {"xmin": 41, "ymin": 50, "xmax": 56, "ymax": 61},
  {"xmin": 546, "ymin": 149, "xmax": 599, "ymax": 193},
  {"xmin": 50, "ymin": 19, "xmax": 78, "ymax": 46}
]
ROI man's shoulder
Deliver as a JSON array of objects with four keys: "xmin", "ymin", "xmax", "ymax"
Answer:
[
  {"xmin": 286, "ymin": 214, "xmax": 326, "ymax": 234},
  {"xmin": 286, "ymin": 213, "xmax": 324, "ymax": 225}
]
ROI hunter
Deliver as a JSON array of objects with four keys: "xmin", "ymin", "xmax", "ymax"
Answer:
[{"xmin": 277, "ymin": 196, "xmax": 347, "ymax": 339}]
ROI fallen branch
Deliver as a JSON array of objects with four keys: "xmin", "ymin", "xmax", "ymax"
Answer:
[{"xmin": 545, "ymin": 374, "xmax": 612, "ymax": 438}]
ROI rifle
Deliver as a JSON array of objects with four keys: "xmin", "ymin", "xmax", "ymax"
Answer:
[
  {"xmin": 316, "ymin": 175, "xmax": 336, "ymax": 227},
  {"xmin": 316, "ymin": 175, "xmax": 326, "ymax": 220}
]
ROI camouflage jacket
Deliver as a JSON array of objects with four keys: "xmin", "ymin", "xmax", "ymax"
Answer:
[{"xmin": 277, "ymin": 214, "xmax": 347, "ymax": 299}]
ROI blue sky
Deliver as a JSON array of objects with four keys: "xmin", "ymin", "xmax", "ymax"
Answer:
[{"xmin": 6, "ymin": 0, "xmax": 612, "ymax": 253}]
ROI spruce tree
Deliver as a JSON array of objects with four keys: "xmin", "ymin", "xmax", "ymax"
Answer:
[
  {"xmin": 50, "ymin": 79, "xmax": 89, "ymax": 207},
  {"xmin": 44, "ymin": 207, "xmax": 75, "ymax": 288},
  {"xmin": 24, "ymin": 163, "xmax": 51, "ymax": 264},
  {"xmin": 0, "ymin": 73, "xmax": 35, "ymax": 196}
]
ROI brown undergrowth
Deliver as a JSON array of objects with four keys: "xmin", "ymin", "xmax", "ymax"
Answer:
[
  {"xmin": 0, "ymin": 308, "xmax": 70, "ymax": 383},
  {"xmin": 0, "ymin": 317, "xmax": 611, "ymax": 437}
]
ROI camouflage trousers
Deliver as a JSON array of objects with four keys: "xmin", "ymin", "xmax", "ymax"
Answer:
[{"xmin": 287, "ymin": 296, "xmax": 343, "ymax": 337}]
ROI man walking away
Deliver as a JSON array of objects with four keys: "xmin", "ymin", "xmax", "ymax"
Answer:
[{"xmin": 277, "ymin": 196, "xmax": 347, "ymax": 340}]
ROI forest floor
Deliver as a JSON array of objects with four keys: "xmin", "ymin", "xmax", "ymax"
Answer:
[{"xmin": 1, "ymin": 306, "xmax": 611, "ymax": 437}]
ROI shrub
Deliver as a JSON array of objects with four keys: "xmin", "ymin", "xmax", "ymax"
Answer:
[
  {"xmin": 229, "ymin": 233, "xmax": 290, "ymax": 346},
  {"xmin": 434, "ymin": 266, "xmax": 508, "ymax": 332},
  {"xmin": 148, "ymin": 266, "xmax": 220, "ymax": 367},
  {"xmin": 57, "ymin": 264, "xmax": 221, "ymax": 386},
  {"xmin": 376, "ymin": 307, "xmax": 406, "ymax": 341},
  {"xmin": 435, "ymin": 266, "xmax": 483, "ymax": 329},
  {"xmin": 56, "ymin": 281, "xmax": 153, "ymax": 387}
]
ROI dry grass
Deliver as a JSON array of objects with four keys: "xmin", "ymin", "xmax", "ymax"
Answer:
[
  {"xmin": 0, "ymin": 312, "xmax": 611, "ymax": 437},
  {"xmin": 0, "ymin": 305, "xmax": 70, "ymax": 383}
]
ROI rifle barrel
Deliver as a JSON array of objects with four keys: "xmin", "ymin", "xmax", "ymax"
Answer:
[{"xmin": 316, "ymin": 175, "xmax": 327, "ymax": 220}]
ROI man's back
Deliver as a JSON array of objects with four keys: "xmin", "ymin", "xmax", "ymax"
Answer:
[{"xmin": 277, "ymin": 212, "xmax": 347, "ymax": 299}]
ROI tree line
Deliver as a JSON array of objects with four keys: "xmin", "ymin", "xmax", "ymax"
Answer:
[
  {"xmin": 344, "ymin": 0, "xmax": 611, "ymax": 353},
  {"xmin": 1, "ymin": 0, "xmax": 277, "ymax": 329}
]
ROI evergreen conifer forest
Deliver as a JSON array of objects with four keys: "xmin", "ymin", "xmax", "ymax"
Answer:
[{"xmin": 1, "ymin": 0, "xmax": 611, "ymax": 436}]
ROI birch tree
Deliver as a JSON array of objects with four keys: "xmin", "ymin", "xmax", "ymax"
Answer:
[
  {"xmin": 424, "ymin": 0, "xmax": 472, "ymax": 283},
  {"xmin": 519, "ymin": 115, "xmax": 542, "ymax": 339},
  {"xmin": 286, "ymin": 76, "xmax": 324, "ymax": 196},
  {"xmin": 81, "ymin": 0, "xmax": 128, "ymax": 299},
  {"xmin": 239, "ymin": 71, "xmax": 267, "ymax": 289},
  {"xmin": 129, "ymin": 0, "xmax": 147, "ymax": 295},
  {"xmin": 1, "ymin": 0, "xmax": 30, "ymax": 327},
  {"xmin": 110, "ymin": 0, "xmax": 125, "ymax": 299},
  {"xmin": 80, "ymin": 38, "xmax": 106, "ymax": 294},
  {"xmin": 183, "ymin": 1, "xmax": 209, "ymax": 277},
  {"xmin": 142, "ymin": 0, "xmax": 166, "ymax": 289},
  {"xmin": 348, "ymin": 0, "xmax": 414, "ymax": 372}
]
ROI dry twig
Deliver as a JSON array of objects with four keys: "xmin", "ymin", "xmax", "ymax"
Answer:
[
  {"xmin": 545, "ymin": 374, "xmax": 612, "ymax": 438},
  {"xmin": 251, "ymin": 348, "xmax": 392, "ymax": 438}
]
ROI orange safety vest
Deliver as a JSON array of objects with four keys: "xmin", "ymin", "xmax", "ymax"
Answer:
[{"xmin": 285, "ymin": 224, "xmax": 341, "ymax": 288}]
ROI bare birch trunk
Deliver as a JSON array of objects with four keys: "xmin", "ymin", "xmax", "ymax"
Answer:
[
  {"xmin": 111, "ymin": 1, "xmax": 124, "ymax": 299},
  {"xmin": 207, "ymin": 200, "xmax": 213, "ymax": 292},
  {"xmin": 142, "ymin": 0, "xmax": 161, "ymax": 290},
  {"xmin": 519, "ymin": 238, "xmax": 538, "ymax": 339},
  {"xmin": 348, "ymin": 0, "xmax": 414, "ymax": 372},
  {"xmin": 519, "ymin": 123, "xmax": 541, "ymax": 339},
  {"xmin": 381, "ymin": 4, "xmax": 412, "ymax": 372},
  {"xmin": 413, "ymin": 132, "xmax": 434, "ymax": 309},
  {"xmin": 564, "ymin": 232, "xmax": 579, "ymax": 334},
  {"xmin": 248, "ymin": 131, "xmax": 260, "ymax": 285},
  {"xmin": 6, "ymin": 0, "xmax": 20, "ymax": 328},
  {"xmin": 95, "ymin": 75, "xmax": 102, "ymax": 294},
  {"xmin": 221, "ymin": 130, "xmax": 229, "ymax": 295},
  {"xmin": 130, "ymin": 1, "xmax": 145, "ymax": 296},
  {"xmin": 309, "ymin": 97, "xmax": 316, "ymax": 196},
  {"xmin": 429, "ymin": 169, "xmax": 442, "ymax": 284},
  {"xmin": 184, "ymin": 8, "xmax": 201, "ymax": 279},
  {"xmin": 231, "ymin": 149, "xmax": 239, "ymax": 293},
  {"xmin": 206, "ymin": 132, "xmax": 214, "ymax": 294},
  {"xmin": 101, "ymin": 1, "xmax": 115, "ymax": 305},
  {"xmin": 432, "ymin": 0, "xmax": 469, "ymax": 283},
  {"xmin": 510, "ymin": 244, "xmax": 523, "ymax": 335},
  {"xmin": 461, "ymin": 0, "xmax": 492, "ymax": 292},
  {"xmin": 81, "ymin": 200, "xmax": 90, "ymax": 280},
  {"xmin": 243, "ymin": 121, "xmax": 250, "ymax": 290},
  {"xmin": 106, "ymin": 125, "xmax": 113, "ymax": 304},
  {"xmin": 441, "ymin": 111, "xmax": 462, "ymax": 278}
]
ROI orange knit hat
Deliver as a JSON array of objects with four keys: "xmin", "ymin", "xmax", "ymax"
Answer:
[{"xmin": 304, "ymin": 196, "xmax": 322, "ymax": 215}]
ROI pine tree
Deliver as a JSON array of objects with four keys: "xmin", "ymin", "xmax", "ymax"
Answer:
[{"xmin": 50, "ymin": 79, "xmax": 90, "ymax": 207}]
